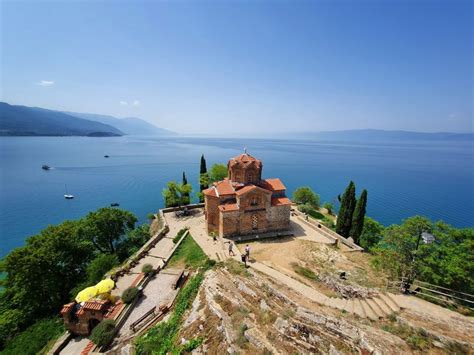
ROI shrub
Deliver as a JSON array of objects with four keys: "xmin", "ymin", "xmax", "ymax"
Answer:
[
  {"xmin": 90, "ymin": 319, "xmax": 116, "ymax": 347},
  {"xmin": 147, "ymin": 213, "xmax": 156, "ymax": 220},
  {"xmin": 323, "ymin": 202, "xmax": 334, "ymax": 215},
  {"xmin": 293, "ymin": 186, "xmax": 320, "ymax": 208},
  {"xmin": 298, "ymin": 204, "xmax": 325, "ymax": 220},
  {"xmin": 142, "ymin": 263, "xmax": 154, "ymax": 275},
  {"xmin": 121, "ymin": 287, "xmax": 140, "ymax": 304}
]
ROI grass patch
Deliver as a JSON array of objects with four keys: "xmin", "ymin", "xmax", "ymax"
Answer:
[
  {"xmin": 1, "ymin": 317, "xmax": 65, "ymax": 355},
  {"xmin": 168, "ymin": 232, "xmax": 208, "ymax": 269},
  {"xmin": 236, "ymin": 323, "xmax": 249, "ymax": 348},
  {"xmin": 282, "ymin": 308, "xmax": 296, "ymax": 320},
  {"xmin": 292, "ymin": 263, "xmax": 319, "ymax": 281},
  {"xmin": 225, "ymin": 259, "xmax": 250, "ymax": 276},
  {"xmin": 135, "ymin": 271, "xmax": 207, "ymax": 354},
  {"xmin": 381, "ymin": 322, "xmax": 432, "ymax": 350}
]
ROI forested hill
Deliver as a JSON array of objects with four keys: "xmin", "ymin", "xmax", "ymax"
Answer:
[
  {"xmin": 63, "ymin": 111, "xmax": 176, "ymax": 136},
  {"xmin": 0, "ymin": 102, "xmax": 123, "ymax": 137}
]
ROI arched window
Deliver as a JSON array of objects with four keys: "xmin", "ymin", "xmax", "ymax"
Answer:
[{"xmin": 247, "ymin": 173, "xmax": 253, "ymax": 183}]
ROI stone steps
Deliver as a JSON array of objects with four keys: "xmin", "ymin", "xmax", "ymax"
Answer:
[{"xmin": 360, "ymin": 299, "xmax": 379, "ymax": 320}]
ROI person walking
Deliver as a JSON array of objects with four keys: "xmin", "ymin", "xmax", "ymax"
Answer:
[
  {"xmin": 244, "ymin": 244, "xmax": 250, "ymax": 260},
  {"xmin": 225, "ymin": 241, "xmax": 235, "ymax": 256}
]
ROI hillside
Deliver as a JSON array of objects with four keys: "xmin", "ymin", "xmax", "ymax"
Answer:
[
  {"xmin": 0, "ymin": 102, "xmax": 123, "ymax": 137},
  {"xmin": 64, "ymin": 111, "xmax": 176, "ymax": 136}
]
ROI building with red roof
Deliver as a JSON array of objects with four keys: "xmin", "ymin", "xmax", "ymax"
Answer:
[{"xmin": 203, "ymin": 152, "xmax": 291, "ymax": 237}]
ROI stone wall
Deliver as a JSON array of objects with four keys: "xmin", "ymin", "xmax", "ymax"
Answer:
[
  {"xmin": 205, "ymin": 195, "xmax": 220, "ymax": 234},
  {"xmin": 267, "ymin": 205, "xmax": 291, "ymax": 231},
  {"xmin": 220, "ymin": 210, "xmax": 240, "ymax": 236}
]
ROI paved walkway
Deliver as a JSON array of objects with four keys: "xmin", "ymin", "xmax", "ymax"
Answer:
[{"xmin": 116, "ymin": 269, "xmax": 182, "ymax": 340}]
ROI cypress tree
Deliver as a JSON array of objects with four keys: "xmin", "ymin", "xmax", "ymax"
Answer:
[
  {"xmin": 350, "ymin": 189, "xmax": 368, "ymax": 244},
  {"xmin": 199, "ymin": 155, "xmax": 208, "ymax": 192},
  {"xmin": 336, "ymin": 181, "xmax": 357, "ymax": 238},
  {"xmin": 182, "ymin": 171, "xmax": 190, "ymax": 204}
]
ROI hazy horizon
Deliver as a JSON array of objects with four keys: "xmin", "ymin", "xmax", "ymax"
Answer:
[{"xmin": 1, "ymin": 0, "xmax": 472, "ymax": 135}]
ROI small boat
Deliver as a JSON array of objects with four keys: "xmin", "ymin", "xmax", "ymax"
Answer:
[
  {"xmin": 64, "ymin": 184, "xmax": 74, "ymax": 200},
  {"xmin": 104, "ymin": 155, "xmax": 110, "ymax": 158},
  {"xmin": 110, "ymin": 203, "xmax": 120, "ymax": 207},
  {"xmin": 42, "ymin": 165, "xmax": 51, "ymax": 170}
]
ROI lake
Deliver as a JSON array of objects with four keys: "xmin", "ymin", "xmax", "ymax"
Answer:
[{"xmin": 1, "ymin": 136, "xmax": 473, "ymax": 258}]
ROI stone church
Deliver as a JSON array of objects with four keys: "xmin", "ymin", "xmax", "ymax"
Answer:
[{"xmin": 203, "ymin": 153, "xmax": 291, "ymax": 237}]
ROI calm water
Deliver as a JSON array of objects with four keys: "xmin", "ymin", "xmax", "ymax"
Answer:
[{"xmin": 1, "ymin": 136, "xmax": 473, "ymax": 258}]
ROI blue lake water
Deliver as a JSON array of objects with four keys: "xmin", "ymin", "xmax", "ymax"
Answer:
[{"xmin": 1, "ymin": 136, "xmax": 473, "ymax": 258}]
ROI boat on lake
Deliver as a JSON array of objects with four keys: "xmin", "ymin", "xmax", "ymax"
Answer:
[
  {"xmin": 64, "ymin": 185, "xmax": 74, "ymax": 199},
  {"xmin": 104, "ymin": 155, "xmax": 110, "ymax": 158},
  {"xmin": 110, "ymin": 202, "xmax": 120, "ymax": 207},
  {"xmin": 42, "ymin": 165, "xmax": 51, "ymax": 170}
]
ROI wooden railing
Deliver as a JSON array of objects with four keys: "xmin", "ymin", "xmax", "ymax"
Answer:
[{"xmin": 387, "ymin": 278, "xmax": 474, "ymax": 311}]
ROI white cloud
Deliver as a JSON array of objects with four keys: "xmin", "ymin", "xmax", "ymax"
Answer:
[
  {"xmin": 37, "ymin": 80, "xmax": 54, "ymax": 87},
  {"xmin": 120, "ymin": 101, "xmax": 128, "ymax": 105},
  {"xmin": 132, "ymin": 100, "xmax": 140, "ymax": 107}
]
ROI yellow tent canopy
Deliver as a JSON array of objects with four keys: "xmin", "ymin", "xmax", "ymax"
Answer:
[
  {"xmin": 75, "ymin": 286, "xmax": 98, "ymax": 303},
  {"xmin": 95, "ymin": 279, "xmax": 115, "ymax": 294}
]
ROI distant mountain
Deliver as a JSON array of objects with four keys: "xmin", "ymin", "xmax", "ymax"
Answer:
[
  {"xmin": 292, "ymin": 129, "xmax": 474, "ymax": 141},
  {"xmin": 63, "ymin": 111, "xmax": 176, "ymax": 136},
  {"xmin": 0, "ymin": 102, "xmax": 123, "ymax": 137}
]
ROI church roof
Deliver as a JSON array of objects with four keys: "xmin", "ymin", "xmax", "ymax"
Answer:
[
  {"xmin": 203, "ymin": 179, "xmax": 235, "ymax": 197},
  {"xmin": 228, "ymin": 153, "xmax": 262, "ymax": 168},
  {"xmin": 261, "ymin": 178, "xmax": 286, "ymax": 191},
  {"xmin": 218, "ymin": 203, "xmax": 239, "ymax": 212},
  {"xmin": 235, "ymin": 184, "xmax": 272, "ymax": 196},
  {"xmin": 271, "ymin": 197, "xmax": 292, "ymax": 206}
]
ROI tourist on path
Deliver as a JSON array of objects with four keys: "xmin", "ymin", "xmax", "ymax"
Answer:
[
  {"xmin": 224, "ymin": 241, "xmax": 235, "ymax": 256},
  {"xmin": 245, "ymin": 244, "xmax": 250, "ymax": 260}
]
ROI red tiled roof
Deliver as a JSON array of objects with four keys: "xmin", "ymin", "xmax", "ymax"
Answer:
[
  {"xmin": 203, "ymin": 186, "xmax": 217, "ymax": 197},
  {"xmin": 60, "ymin": 303, "xmax": 74, "ymax": 315},
  {"xmin": 235, "ymin": 184, "xmax": 272, "ymax": 196},
  {"xmin": 218, "ymin": 203, "xmax": 239, "ymax": 212},
  {"xmin": 271, "ymin": 197, "xmax": 292, "ymax": 206},
  {"xmin": 214, "ymin": 179, "xmax": 235, "ymax": 196},
  {"xmin": 262, "ymin": 178, "xmax": 286, "ymax": 191},
  {"xmin": 228, "ymin": 153, "xmax": 262, "ymax": 168},
  {"xmin": 83, "ymin": 300, "xmax": 109, "ymax": 311}
]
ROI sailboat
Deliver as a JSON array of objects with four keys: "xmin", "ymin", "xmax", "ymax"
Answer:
[{"xmin": 64, "ymin": 184, "xmax": 74, "ymax": 199}]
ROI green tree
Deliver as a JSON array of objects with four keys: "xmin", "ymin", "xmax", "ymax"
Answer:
[
  {"xmin": 350, "ymin": 189, "xmax": 368, "ymax": 243},
  {"xmin": 199, "ymin": 155, "xmax": 208, "ymax": 201},
  {"xmin": 81, "ymin": 208, "xmax": 137, "ymax": 254},
  {"xmin": 209, "ymin": 163, "xmax": 227, "ymax": 183},
  {"xmin": 86, "ymin": 254, "xmax": 119, "ymax": 284},
  {"xmin": 163, "ymin": 181, "xmax": 193, "ymax": 208},
  {"xmin": 372, "ymin": 216, "xmax": 432, "ymax": 281},
  {"xmin": 335, "ymin": 181, "xmax": 356, "ymax": 238},
  {"xmin": 1, "ymin": 317, "xmax": 64, "ymax": 355},
  {"xmin": 0, "ymin": 221, "xmax": 94, "ymax": 328},
  {"xmin": 116, "ymin": 223, "xmax": 151, "ymax": 261},
  {"xmin": 292, "ymin": 186, "xmax": 320, "ymax": 208},
  {"xmin": 359, "ymin": 217, "xmax": 384, "ymax": 251},
  {"xmin": 182, "ymin": 172, "xmax": 190, "ymax": 204}
]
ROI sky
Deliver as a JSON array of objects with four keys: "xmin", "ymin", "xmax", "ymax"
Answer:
[{"xmin": 1, "ymin": 0, "xmax": 472, "ymax": 135}]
